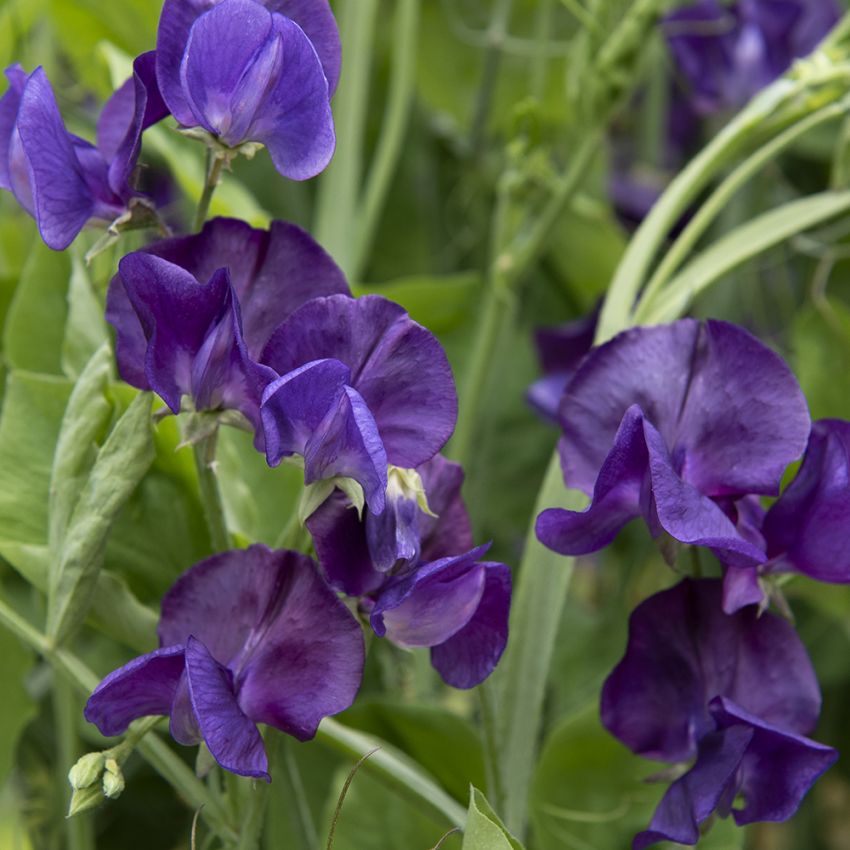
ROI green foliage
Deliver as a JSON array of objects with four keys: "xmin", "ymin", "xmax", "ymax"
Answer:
[
  {"xmin": 463, "ymin": 788, "xmax": 524, "ymax": 850},
  {"xmin": 0, "ymin": 629, "xmax": 36, "ymax": 788}
]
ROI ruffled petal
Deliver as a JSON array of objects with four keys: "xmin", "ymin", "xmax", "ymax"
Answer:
[
  {"xmin": 185, "ymin": 636, "xmax": 269, "ymax": 780},
  {"xmin": 84, "ymin": 645, "xmax": 185, "ymax": 737},
  {"xmin": 262, "ymin": 295, "xmax": 457, "ymax": 468},
  {"xmin": 430, "ymin": 562, "xmax": 511, "ymax": 689}
]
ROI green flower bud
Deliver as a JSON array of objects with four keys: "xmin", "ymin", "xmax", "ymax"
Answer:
[
  {"xmin": 67, "ymin": 752, "xmax": 105, "ymax": 790},
  {"xmin": 68, "ymin": 784, "xmax": 105, "ymax": 817},
  {"xmin": 102, "ymin": 758, "xmax": 125, "ymax": 800}
]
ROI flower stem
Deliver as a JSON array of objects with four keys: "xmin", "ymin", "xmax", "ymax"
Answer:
[
  {"xmin": 194, "ymin": 149, "xmax": 224, "ymax": 232},
  {"xmin": 56, "ymin": 677, "xmax": 94, "ymax": 850},
  {"xmin": 193, "ymin": 432, "xmax": 230, "ymax": 552},
  {"xmin": 477, "ymin": 681, "xmax": 506, "ymax": 815}
]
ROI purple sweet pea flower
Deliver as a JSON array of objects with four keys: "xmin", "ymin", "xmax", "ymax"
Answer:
[
  {"xmin": 0, "ymin": 53, "xmax": 167, "ymax": 250},
  {"xmin": 721, "ymin": 419, "xmax": 850, "ymax": 612},
  {"xmin": 260, "ymin": 294, "xmax": 458, "ymax": 514},
  {"xmin": 664, "ymin": 0, "xmax": 840, "ymax": 115},
  {"xmin": 536, "ymin": 320, "xmax": 811, "ymax": 567},
  {"xmin": 306, "ymin": 455, "xmax": 511, "ymax": 689},
  {"xmin": 527, "ymin": 305, "xmax": 599, "ymax": 422},
  {"xmin": 84, "ymin": 545, "xmax": 364, "ymax": 779},
  {"xmin": 156, "ymin": 0, "xmax": 339, "ymax": 179},
  {"xmin": 602, "ymin": 580, "xmax": 836, "ymax": 848},
  {"xmin": 106, "ymin": 216, "xmax": 349, "ymax": 432}
]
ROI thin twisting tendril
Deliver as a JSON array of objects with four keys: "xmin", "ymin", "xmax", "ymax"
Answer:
[{"xmin": 325, "ymin": 747, "xmax": 380, "ymax": 850}]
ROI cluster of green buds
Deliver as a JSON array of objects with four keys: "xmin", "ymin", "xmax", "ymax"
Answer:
[{"xmin": 67, "ymin": 751, "xmax": 126, "ymax": 816}]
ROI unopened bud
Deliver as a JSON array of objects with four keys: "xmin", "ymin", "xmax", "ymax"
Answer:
[
  {"xmin": 68, "ymin": 784, "xmax": 105, "ymax": 817},
  {"xmin": 68, "ymin": 752, "xmax": 105, "ymax": 790},
  {"xmin": 102, "ymin": 758, "xmax": 125, "ymax": 799}
]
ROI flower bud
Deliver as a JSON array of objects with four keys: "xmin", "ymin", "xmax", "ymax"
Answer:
[
  {"xmin": 67, "ymin": 752, "xmax": 105, "ymax": 790},
  {"xmin": 102, "ymin": 758, "xmax": 125, "ymax": 800},
  {"xmin": 68, "ymin": 784, "xmax": 105, "ymax": 817}
]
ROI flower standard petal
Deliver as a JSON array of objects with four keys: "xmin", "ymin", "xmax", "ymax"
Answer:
[
  {"xmin": 84, "ymin": 646, "xmax": 186, "ymax": 737},
  {"xmin": 185, "ymin": 636, "xmax": 269, "ymax": 780}
]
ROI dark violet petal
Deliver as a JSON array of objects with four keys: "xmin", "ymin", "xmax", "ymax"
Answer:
[
  {"xmin": 304, "ymin": 386, "xmax": 388, "ymax": 514},
  {"xmin": 642, "ymin": 417, "xmax": 766, "ymax": 567},
  {"xmin": 185, "ymin": 636, "xmax": 269, "ymax": 780},
  {"xmin": 116, "ymin": 252, "xmax": 231, "ymax": 412},
  {"xmin": 721, "ymin": 565, "xmax": 765, "ymax": 614},
  {"xmin": 418, "ymin": 454, "xmax": 473, "ymax": 562},
  {"xmin": 430, "ymin": 561, "xmax": 511, "ymax": 689},
  {"xmin": 84, "ymin": 645, "xmax": 185, "ymax": 737},
  {"xmin": 370, "ymin": 546, "xmax": 490, "ymax": 647},
  {"xmin": 234, "ymin": 549, "xmax": 364, "ymax": 741},
  {"xmin": 526, "ymin": 373, "xmax": 570, "ymax": 423},
  {"xmin": 763, "ymin": 419, "xmax": 850, "ymax": 582},
  {"xmin": 0, "ymin": 64, "xmax": 28, "ymax": 192},
  {"xmin": 169, "ymin": 673, "xmax": 201, "ymax": 745},
  {"xmin": 180, "ymin": 0, "xmax": 278, "ymax": 143},
  {"xmin": 365, "ymin": 490, "xmax": 420, "ymax": 571},
  {"xmin": 601, "ymin": 580, "xmax": 822, "ymax": 765},
  {"xmin": 306, "ymin": 489, "xmax": 386, "ymax": 596},
  {"xmin": 535, "ymin": 306, "xmax": 599, "ymax": 376},
  {"xmin": 261, "ymin": 358, "xmax": 352, "ymax": 465},
  {"xmin": 675, "ymin": 320, "xmax": 810, "ymax": 498},
  {"xmin": 246, "ymin": 14, "xmax": 335, "ymax": 180},
  {"xmin": 710, "ymin": 697, "xmax": 838, "ymax": 826},
  {"xmin": 536, "ymin": 405, "xmax": 647, "ymax": 556},
  {"xmin": 15, "ymin": 67, "xmax": 97, "ymax": 250},
  {"xmin": 262, "ymin": 295, "xmax": 457, "ymax": 468},
  {"xmin": 105, "ymin": 271, "xmax": 151, "ymax": 391},
  {"xmin": 634, "ymin": 725, "xmax": 753, "ymax": 849},
  {"xmin": 157, "ymin": 0, "xmax": 340, "ymax": 126}
]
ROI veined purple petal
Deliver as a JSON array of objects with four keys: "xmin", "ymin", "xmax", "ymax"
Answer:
[
  {"xmin": 262, "ymin": 295, "xmax": 457, "ymax": 468},
  {"xmin": 157, "ymin": 0, "xmax": 340, "ymax": 126},
  {"xmin": 84, "ymin": 645, "xmax": 185, "ymax": 737},
  {"xmin": 185, "ymin": 636, "xmax": 269, "ymax": 780},
  {"xmin": 234, "ymin": 549, "xmax": 365, "ymax": 741},
  {"xmin": 601, "ymin": 580, "xmax": 822, "ymax": 765},
  {"xmin": 365, "ymin": 488, "xmax": 420, "ymax": 572},
  {"xmin": 430, "ymin": 561, "xmax": 511, "ymax": 689},
  {"xmin": 370, "ymin": 546, "xmax": 491, "ymax": 647},
  {"xmin": 763, "ymin": 419, "xmax": 850, "ymax": 583},
  {"xmin": 418, "ymin": 454, "xmax": 473, "ymax": 562},
  {"xmin": 0, "ymin": 64, "xmax": 28, "ymax": 192}
]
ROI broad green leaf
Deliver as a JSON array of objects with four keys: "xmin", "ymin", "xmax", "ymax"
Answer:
[
  {"xmin": 47, "ymin": 392, "xmax": 155, "ymax": 645},
  {"xmin": 641, "ymin": 191, "xmax": 850, "ymax": 324},
  {"xmin": 463, "ymin": 788, "xmax": 524, "ymax": 850},
  {"xmin": 353, "ymin": 273, "xmax": 480, "ymax": 334},
  {"xmin": 61, "ymin": 253, "xmax": 109, "ymax": 379},
  {"xmin": 49, "ymin": 344, "xmax": 113, "ymax": 553},
  {"xmin": 3, "ymin": 239, "xmax": 70, "ymax": 375},
  {"xmin": 341, "ymin": 699, "xmax": 486, "ymax": 803},
  {"xmin": 0, "ymin": 371, "xmax": 72, "ymax": 543},
  {"xmin": 0, "ymin": 626, "xmax": 36, "ymax": 787}
]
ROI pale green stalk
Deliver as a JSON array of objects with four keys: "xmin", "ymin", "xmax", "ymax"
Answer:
[{"xmin": 193, "ymin": 433, "xmax": 230, "ymax": 552}]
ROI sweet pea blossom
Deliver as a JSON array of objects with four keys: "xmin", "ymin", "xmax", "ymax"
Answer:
[
  {"xmin": 106, "ymin": 216, "xmax": 348, "ymax": 431},
  {"xmin": 156, "ymin": 0, "xmax": 339, "ymax": 179},
  {"xmin": 722, "ymin": 418, "xmax": 850, "ymax": 611},
  {"xmin": 602, "ymin": 580, "xmax": 836, "ymax": 848},
  {"xmin": 664, "ymin": 0, "xmax": 840, "ymax": 115},
  {"xmin": 260, "ymin": 295, "xmax": 458, "ymax": 514},
  {"xmin": 85, "ymin": 545, "xmax": 364, "ymax": 779},
  {"xmin": 0, "ymin": 52, "xmax": 167, "ymax": 249},
  {"xmin": 306, "ymin": 455, "xmax": 511, "ymax": 689},
  {"xmin": 536, "ymin": 320, "xmax": 811, "ymax": 567}
]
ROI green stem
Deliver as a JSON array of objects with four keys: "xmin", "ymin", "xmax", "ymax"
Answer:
[
  {"xmin": 530, "ymin": 0, "xmax": 554, "ymax": 100},
  {"xmin": 0, "ymin": 595, "xmax": 238, "ymax": 843},
  {"xmin": 635, "ymin": 98, "xmax": 850, "ymax": 320},
  {"xmin": 56, "ymin": 677, "xmax": 94, "ymax": 850},
  {"xmin": 315, "ymin": 718, "xmax": 466, "ymax": 829},
  {"xmin": 193, "ymin": 432, "xmax": 230, "ymax": 552},
  {"xmin": 282, "ymin": 739, "xmax": 319, "ymax": 849},
  {"xmin": 194, "ymin": 149, "xmax": 224, "ymax": 231},
  {"xmin": 477, "ymin": 682, "xmax": 505, "ymax": 815},
  {"xmin": 235, "ymin": 781, "xmax": 269, "ymax": 850},
  {"xmin": 352, "ymin": 0, "xmax": 420, "ymax": 280},
  {"xmin": 469, "ymin": 0, "xmax": 514, "ymax": 153},
  {"xmin": 314, "ymin": 0, "xmax": 379, "ymax": 277}
]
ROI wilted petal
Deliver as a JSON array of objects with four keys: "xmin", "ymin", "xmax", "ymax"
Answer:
[
  {"xmin": 234, "ymin": 549, "xmax": 364, "ymax": 740},
  {"xmin": 763, "ymin": 419, "xmax": 850, "ymax": 583},
  {"xmin": 370, "ymin": 546, "xmax": 490, "ymax": 647},
  {"xmin": 262, "ymin": 295, "xmax": 457, "ymax": 468},
  {"xmin": 84, "ymin": 645, "xmax": 185, "ymax": 737},
  {"xmin": 430, "ymin": 562, "xmax": 511, "ymax": 689},
  {"xmin": 601, "ymin": 580, "xmax": 822, "ymax": 764},
  {"xmin": 185, "ymin": 636, "xmax": 269, "ymax": 780},
  {"xmin": 633, "ymin": 725, "xmax": 754, "ymax": 849}
]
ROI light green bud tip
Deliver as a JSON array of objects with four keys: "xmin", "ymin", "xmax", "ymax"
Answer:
[
  {"xmin": 68, "ymin": 752, "xmax": 105, "ymax": 790},
  {"xmin": 68, "ymin": 785, "xmax": 105, "ymax": 818},
  {"xmin": 102, "ymin": 758, "xmax": 125, "ymax": 800}
]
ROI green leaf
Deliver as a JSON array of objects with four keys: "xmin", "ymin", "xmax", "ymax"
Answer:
[
  {"xmin": 0, "ymin": 371, "xmax": 72, "ymax": 544},
  {"xmin": 61, "ymin": 253, "xmax": 109, "ymax": 380},
  {"xmin": 3, "ymin": 238, "xmax": 70, "ymax": 375},
  {"xmin": 463, "ymin": 788, "xmax": 524, "ymax": 850},
  {"xmin": 0, "ymin": 625, "xmax": 36, "ymax": 786},
  {"xmin": 641, "ymin": 190, "xmax": 850, "ymax": 324},
  {"xmin": 47, "ymin": 392, "xmax": 155, "ymax": 645}
]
